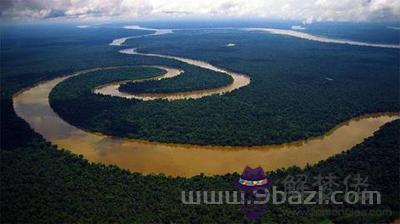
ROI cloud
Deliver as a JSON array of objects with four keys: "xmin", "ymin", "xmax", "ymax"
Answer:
[
  {"xmin": 162, "ymin": 10, "xmax": 193, "ymax": 16},
  {"xmin": 1, "ymin": 0, "xmax": 399, "ymax": 22}
]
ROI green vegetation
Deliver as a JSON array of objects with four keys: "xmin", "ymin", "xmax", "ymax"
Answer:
[
  {"xmin": 54, "ymin": 67, "xmax": 167, "ymax": 98},
  {"xmin": 118, "ymin": 66, "xmax": 232, "ymax": 94},
  {"xmin": 0, "ymin": 25, "xmax": 153, "ymax": 150},
  {"xmin": 49, "ymin": 29, "xmax": 399, "ymax": 146},
  {"xmin": 2, "ymin": 120, "xmax": 399, "ymax": 223},
  {"xmin": 49, "ymin": 65, "xmax": 234, "ymax": 140}
]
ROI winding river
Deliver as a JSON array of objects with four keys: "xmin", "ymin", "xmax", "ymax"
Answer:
[
  {"xmin": 12, "ymin": 26, "xmax": 400, "ymax": 177},
  {"xmin": 94, "ymin": 66, "xmax": 187, "ymax": 101},
  {"xmin": 245, "ymin": 28, "xmax": 400, "ymax": 49},
  {"xmin": 94, "ymin": 48, "xmax": 250, "ymax": 100}
]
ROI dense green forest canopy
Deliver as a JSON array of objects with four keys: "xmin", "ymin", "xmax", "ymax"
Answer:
[
  {"xmin": 118, "ymin": 65, "xmax": 232, "ymax": 94},
  {"xmin": 53, "ymin": 67, "xmax": 167, "ymax": 98},
  {"xmin": 49, "ymin": 28, "xmax": 399, "ymax": 146},
  {"xmin": 1, "ymin": 23, "xmax": 399, "ymax": 223}
]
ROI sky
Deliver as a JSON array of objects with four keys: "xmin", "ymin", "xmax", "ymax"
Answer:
[{"xmin": 1, "ymin": 0, "xmax": 399, "ymax": 24}]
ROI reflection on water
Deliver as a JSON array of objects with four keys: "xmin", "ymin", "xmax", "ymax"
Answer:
[
  {"xmin": 13, "ymin": 69, "xmax": 399, "ymax": 176},
  {"xmin": 109, "ymin": 26, "xmax": 173, "ymax": 46},
  {"xmin": 245, "ymin": 28, "xmax": 400, "ymax": 49}
]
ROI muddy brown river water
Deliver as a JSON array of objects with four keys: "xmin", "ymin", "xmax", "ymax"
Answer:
[{"xmin": 12, "ymin": 38, "xmax": 399, "ymax": 176}]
